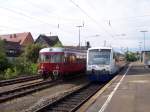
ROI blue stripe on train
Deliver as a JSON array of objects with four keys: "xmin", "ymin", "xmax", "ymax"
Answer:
[{"xmin": 88, "ymin": 73, "xmax": 112, "ymax": 82}]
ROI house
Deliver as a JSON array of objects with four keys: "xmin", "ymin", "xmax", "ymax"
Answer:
[
  {"xmin": 4, "ymin": 41, "xmax": 21, "ymax": 60},
  {"xmin": 35, "ymin": 34, "xmax": 62, "ymax": 47},
  {"xmin": 0, "ymin": 32, "xmax": 34, "ymax": 59},
  {"xmin": 0, "ymin": 32, "xmax": 34, "ymax": 47}
]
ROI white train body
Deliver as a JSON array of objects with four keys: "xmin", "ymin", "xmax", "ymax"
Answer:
[
  {"xmin": 142, "ymin": 51, "xmax": 150, "ymax": 67},
  {"xmin": 86, "ymin": 47, "xmax": 123, "ymax": 82}
]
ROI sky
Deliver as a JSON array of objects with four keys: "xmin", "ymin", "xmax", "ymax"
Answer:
[{"xmin": 0, "ymin": 0, "xmax": 150, "ymax": 51}]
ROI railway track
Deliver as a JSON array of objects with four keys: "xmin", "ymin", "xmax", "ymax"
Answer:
[
  {"xmin": 35, "ymin": 83, "xmax": 104, "ymax": 112},
  {"xmin": 0, "ymin": 79, "xmax": 62, "ymax": 103},
  {"xmin": 0, "ymin": 75, "xmax": 42, "ymax": 87}
]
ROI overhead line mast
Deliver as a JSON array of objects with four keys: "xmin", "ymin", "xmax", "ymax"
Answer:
[{"xmin": 69, "ymin": 0, "xmax": 114, "ymax": 38}]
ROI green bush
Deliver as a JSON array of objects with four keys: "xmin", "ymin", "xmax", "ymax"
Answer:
[
  {"xmin": 4, "ymin": 68, "xmax": 14, "ymax": 79},
  {"xmin": 0, "ymin": 39, "xmax": 10, "ymax": 71},
  {"xmin": 4, "ymin": 67, "xmax": 21, "ymax": 79},
  {"xmin": 13, "ymin": 66, "xmax": 20, "ymax": 76},
  {"xmin": 0, "ymin": 72, "xmax": 5, "ymax": 80},
  {"xmin": 28, "ymin": 63, "xmax": 38, "ymax": 75},
  {"xmin": 10, "ymin": 59, "xmax": 38, "ymax": 75},
  {"xmin": 125, "ymin": 52, "xmax": 137, "ymax": 62},
  {"xmin": 22, "ymin": 43, "xmax": 44, "ymax": 63}
]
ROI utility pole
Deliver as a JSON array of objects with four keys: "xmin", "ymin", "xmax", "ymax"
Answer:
[
  {"xmin": 139, "ymin": 42, "xmax": 142, "ymax": 62},
  {"xmin": 140, "ymin": 30, "xmax": 148, "ymax": 51},
  {"xmin": 104, "ymin": 40, "xmax": 106, "ymax": 47},
  {"xmin": 76, "ymin": 25, "xmax": 83, "ymax": 48}
]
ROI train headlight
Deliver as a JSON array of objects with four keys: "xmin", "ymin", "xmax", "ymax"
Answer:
[
  {"xmin": 56, "ymin": 65, "xmax": 59, "ymax": 69},
  {"xmin": 102, "ymin": 69, "xmax": 105, "ymax": 71},
  {"xmin": 53, "ymin": 70, "xmax": 59, "ymax": 76},
  {"xmin": 87, "ymin": 66, "xmax": 92, "ymax": 70},
  {"xmin": 106, "ymin": 67, "xmax": 109, "ymax": 71},
  {"xmin": 41, "ymin": 64, "xmax": 44, "ymax": 70}
]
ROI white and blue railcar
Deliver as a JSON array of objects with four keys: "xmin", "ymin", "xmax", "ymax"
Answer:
[{"xmin": 86, "ymin": 47, "xmax": 121, "ymax": 82}]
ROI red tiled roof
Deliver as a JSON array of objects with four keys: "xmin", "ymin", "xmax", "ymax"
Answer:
[{"xmin": 0, "ymin": 32, "xmax": 32, "ymax": 45}]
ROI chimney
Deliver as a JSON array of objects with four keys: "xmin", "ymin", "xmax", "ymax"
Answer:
[
  {"xmin": 86, "ymin": 41, "xmax": 91, "ymax": 49},
  {"xmin": 10, "ymin": 35, "xmax": 12, "ymax": 38},
  {"xmin": 13, "ymin": 34, "xmax": 16, "ymax": 38}
]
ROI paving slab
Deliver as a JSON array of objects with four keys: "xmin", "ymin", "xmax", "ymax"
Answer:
[{"xmin": 77, "ymin": 62, "xmax": 150, "ymax": 112}]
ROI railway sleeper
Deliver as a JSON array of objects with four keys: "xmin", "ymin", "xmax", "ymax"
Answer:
[
  {"xmin": 58, "ymin": 102, "xmax": 77, "ymax": 106},
  {"xmin": 69, "ymin": 96, "xmax": 85, "ymax": 100},
  {"xmin": 62, "ymin": 96, "xmax": 81, "ymax": 101},
  {"xmin": 56, "ymin": 104, "xmax": 76, "ymax": 108},
  {"xmin": 73, "ymin": 92, "xmax": 92, "ymax": 96},
  {"xmin": 64, "ymin": 99, "xmax": 81, "ymax": 103},
  {"xmin": 0, "ymin": 84, "xmax": 52, "ymax": 103},
  {"xmin": 48, "ymin": 108, "xmax": 69, "ymax": 112},
  {"xmin": 53, "ymin": 106, "xmax": 73, "ymax": 110},
  {"xmin": 53, "ymin": 103, "xmax": 76, "ymax": 109},
  {"xmin": 35, "ymin": 84, "xmax": 102, "ymax": 112},
  {"xmin": 69, "ymin": 95, "xmax": 86, "ymax": 99}
]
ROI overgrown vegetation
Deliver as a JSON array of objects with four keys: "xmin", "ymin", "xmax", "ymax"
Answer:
[
  {"xmin": 0, "ymin": 40, "xmax": 9, "ymax": 71},
  {"xmin": 0, "ymin": 38, "xmax": 65, "ymax": 80},
  {"xmin": 22, "ymin": 43, "xmax": 44, "ymax": 63},
  {"xmin": 0, "ymin": 42, "xmax": 44, "ymax": 80},
  {"xmin": 53, "ymin": 41, "xmax": 63, "ymax": 47},
  {"xmin": 0, "ymin": 40, "xmax": 10, "ymax": 79},
  {"xmin": 125, "ymin": 51, "xmax": 138, "ymax": 62}
]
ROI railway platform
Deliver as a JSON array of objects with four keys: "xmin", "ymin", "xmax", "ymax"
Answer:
[{"xmin": 77, "ymin": 62, "xmax": 150, "ymax": 112}]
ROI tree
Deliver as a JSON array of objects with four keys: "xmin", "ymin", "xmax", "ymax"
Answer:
[
  {"xmin": 22, "ymin": 43, "xmax": 44, "ymax": 63},
  {"xmin": 125, "ymin": 51, "xmax": 137, "ymax": 62},
  {"xmin": 53, "ymin": 41, "xmax": 63, "ymax": 47},
  {"xmin": 0, "ymin": 39, "xmax": 9, "ymax": 71}
]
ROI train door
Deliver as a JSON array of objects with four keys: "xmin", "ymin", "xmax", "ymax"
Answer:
[
  {"xmin": 63, "ymin": 53, "xmax": 76, "ymax": 75},
  {"xmin": 111, "ymin": 51, "xmax": 117, "ymax": 74}
]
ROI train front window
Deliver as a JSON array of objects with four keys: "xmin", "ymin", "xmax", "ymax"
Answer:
[
  {"xmin": 39, "ymin": 53, "xmax": 63, "ymax": 63},
  {"xmin": 51, "ymin": 54, "xmax": 63, "ymax": 63},
  {"xmin": 88, "ymin": 49, "xmax": 110, "ymax": 65},
  {"xmin": 39, "ymin": 54, "xmax": 50, "ymax": 62}
]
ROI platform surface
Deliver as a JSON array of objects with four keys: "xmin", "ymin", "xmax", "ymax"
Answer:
[{"xmin": 78, "ymin": 62, "xmax": 150, "ymax": 112}]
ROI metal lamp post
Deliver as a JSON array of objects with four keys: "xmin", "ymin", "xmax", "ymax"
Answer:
[
  {"xmin": 76, "ymin": 25, "xmax": 83, "ymax": 48},
  {"xmin": 140, "ymin": 30, "xmax": 148, "ymax": 51}
]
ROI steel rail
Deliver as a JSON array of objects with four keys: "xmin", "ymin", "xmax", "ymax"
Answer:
[
  {"xmin": 34, "ymin": 64, "xmax": 128, "ymax": 112},
  {"xmin": 0, "ymin": 79, "xmax": 62, "ymax": 103},
  {"xmin": 35, "ymin": 83, "xmax": 104, "ymax": 112},
  {"xmin": 0, "ymin": 75, "xmax": 42, "ymax": 87}
]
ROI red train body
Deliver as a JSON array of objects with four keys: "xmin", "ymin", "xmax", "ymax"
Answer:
[{"xmin": 38, "ymin": 47, "xmax": 86, "ymax": 79}]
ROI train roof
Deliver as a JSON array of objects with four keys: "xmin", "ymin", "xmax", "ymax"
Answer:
[
  {"xmin": 88, "ymin": 47, "xmax": 113, "ymax": 50},
  {"xmin": 40, "ymin": 47, "xmax": 86, "ymax": 53},
  {"xmin": 40, "ymin": 47, "xmax": 64, "ymax": 53}
]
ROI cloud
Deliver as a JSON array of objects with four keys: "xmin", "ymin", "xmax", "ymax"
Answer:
[{"xmin": 0, "ymin": 0, "xmax": 150, "ymax": 51}]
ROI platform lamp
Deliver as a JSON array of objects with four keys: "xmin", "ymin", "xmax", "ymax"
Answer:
[{"xmin": 140, "ymin": 30, "xmax": 148, "ymax": 51}]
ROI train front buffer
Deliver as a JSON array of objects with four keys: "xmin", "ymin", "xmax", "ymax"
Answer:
[
  {"xmin": 87, "ymin": 65, "xmax": 111, "ymax": 82},
  {"xmin": 38, "ymin": 63, "xmax": 50, "ymax": 79}
]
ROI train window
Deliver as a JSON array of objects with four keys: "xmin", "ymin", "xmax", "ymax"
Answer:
[
  {"xmin": 64, "ymin": 56, "xmax": 67, "ymax": 63},
  {"xmin": 39, "ymin": 54, "xmax": 63, "ymax": 63},
  {"xmin": 45, "ymin": 55, "xmax": 50, "ymax": 62},
  {"xmin": 76, "ymin": 54, "xmax": 86, "ymax": 64},
  {"xmin": 39, "ymin": 54, "xmax": 50, "ymax": 62},
  {"xmin": 70, "ymin": 55, "xmax": 76, "ymax": 63},
  {"xmin": 88, "ymin": 49, "xmax": 110, "ymax": 65},
  {"xmin": 51, "ymin": 54, "xmax": 63, "ymax": 63},
  {"xmin": 64, "ymin": 54, "xmax": 77, "ymax": 63},
  {"xmin": 113, "ymin": 53, "xmax": 115, "ymax": 59},
  {"xmin": 39, "ymin": 54, "xmax": 44, "ymax": 62}
]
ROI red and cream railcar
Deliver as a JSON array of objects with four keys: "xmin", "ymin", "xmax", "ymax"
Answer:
[{"xmin": 38, "ymin": 47, "xmax": 86, "ymax": 79}]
